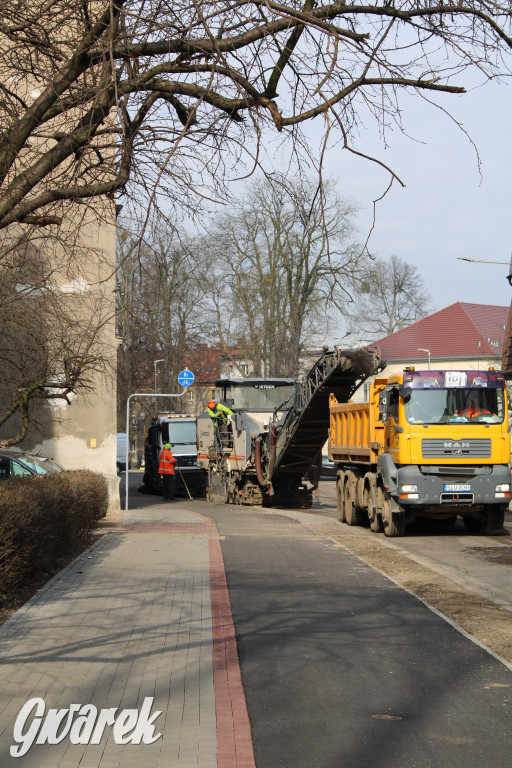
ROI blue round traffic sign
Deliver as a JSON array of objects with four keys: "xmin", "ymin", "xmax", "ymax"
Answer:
[{"xmin": 178, "ymin": 369, "xmax": 195, "ymax": 387}]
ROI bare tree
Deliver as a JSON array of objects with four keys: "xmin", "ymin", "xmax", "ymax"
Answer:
[
  {"xmin": 204, "ymin": 175, "xmax": 362, "ymax": 376},
  {"xmin": 344, "ymin": 254, "xmax": 433, "ymax": 340},
  {"xmin": 2, "ymin": 1, "xmax": 511, "ymax": 436},
  {"xmin": 116, "ymin": 218, "xmax": 211, "ymax": 425},
  {"xmin": 0, "ymin": 1, "xmax": 511, "ymax": 231}
]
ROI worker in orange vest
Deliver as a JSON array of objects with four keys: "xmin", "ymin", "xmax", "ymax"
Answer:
[
  {"xmin": 159, "ymin": 442, "xmax": 177, "ymax": 501},
  {"xmin": 457, "ymin": 398, "xmax": 492, "ymax": 419}
]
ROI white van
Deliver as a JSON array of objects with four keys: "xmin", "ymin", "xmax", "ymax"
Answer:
[{"xmin": 117, "ymin": 433, "xmax": 130, "ymax": 473}]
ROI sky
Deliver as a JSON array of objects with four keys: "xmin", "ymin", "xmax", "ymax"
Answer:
[
  {"xmin": 172, "ymin": 59, "xmax": 512, "ymax": 349},
  {"xmin": 305, "ymin": 78, "xmax": 512, "ymax": 318}
]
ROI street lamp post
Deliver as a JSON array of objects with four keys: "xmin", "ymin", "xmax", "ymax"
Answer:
[
  {"xmin": 341, "ymin": 331, "xmax": 353, "ymax": 349},
  {"xmin": 457, "ymin": 256, "xmax": 512, "ymax": 285},
  {"xmin": 417, "ymin": 348, "xmax": 431, "ymax": 369},
  {"xmin": 153, "ymin": 359, "xmax": 164, "ymax": 418}
]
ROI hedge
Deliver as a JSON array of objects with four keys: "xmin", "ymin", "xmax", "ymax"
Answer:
[{"xmin": 0, "ymin": 470, "xmax": 108, "ymax": 597}]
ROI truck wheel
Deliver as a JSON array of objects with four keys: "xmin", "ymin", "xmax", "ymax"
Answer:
[
  {"xmin": 483, "ymin": 506, "xmax": 505, "ymax": 536},
  {"xmin": 345, "ymin": 471, "xmax": 365, "ymax": 526},
  {"xmin": 381, "ymin": 489, "xmax": 406, "ymax": 537},
  {"xmin": 336, "ymin": 472, "xmax": 346, "ymax": 523},
  {"xmin": 369, "ymin": 509, "xmax": 383, "ymax": 532}
]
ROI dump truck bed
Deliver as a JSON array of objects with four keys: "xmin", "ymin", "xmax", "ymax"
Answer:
[{"xmin": 328, "ymin": 397, "xmax": 378, "ymax": 465}]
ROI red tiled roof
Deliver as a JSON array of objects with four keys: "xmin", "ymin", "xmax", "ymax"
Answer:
[
  {"xmin": 501, "ymin": 301, "xmax": 512, "ymax": 376},
  {"xmin": 368, "ymin": 302, "xmax": 508, "ymax": 361}
]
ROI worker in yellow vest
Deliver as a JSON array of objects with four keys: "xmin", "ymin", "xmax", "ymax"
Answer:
[
  {"xmin": 207, "ymin": 400, "xmax": 233, "ymax": 424},
  {"xmin": 207, "ymin": 400, "xmax": 234, "ymax": 448},
  {"xmin": 158, "ymin": 442, "xmax": 177, "ymax": 501}
]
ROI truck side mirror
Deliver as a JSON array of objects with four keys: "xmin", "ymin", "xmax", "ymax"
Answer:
[{"xmin": 399, "ymin": 386, "xmax": 412, "ymax": 401}]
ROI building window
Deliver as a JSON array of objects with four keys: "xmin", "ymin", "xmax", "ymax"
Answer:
[{"xmin": 187, "ymin": 390, "xmax": 194, "ymax": 402}]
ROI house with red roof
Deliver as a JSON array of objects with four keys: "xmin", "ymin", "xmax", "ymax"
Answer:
[
  {"xmin": 361, "ymin": 302, "xmax": 508, "ymax": 400},
  {"xmin": 501, "ymin": 301, "xmax": 512, "ymax": 377}
]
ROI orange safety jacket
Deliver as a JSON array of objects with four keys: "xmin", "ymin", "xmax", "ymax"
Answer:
[{"xmin": 158, "ymin": 448, "xmax": 177, "ymax": 475}]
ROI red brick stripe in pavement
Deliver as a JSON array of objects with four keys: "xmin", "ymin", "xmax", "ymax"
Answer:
[
  {"xmin": 209, "ymin": 537, "xmax": 257, "ymax": 768},
  {"xmin": 123, "ymin": 506, "xmax": 256, "ymax": 765}
]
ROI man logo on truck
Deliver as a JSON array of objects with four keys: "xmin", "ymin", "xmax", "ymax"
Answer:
[{"xmin": 443, "ymin": 442, "xmax": 470, "ymax": 454}]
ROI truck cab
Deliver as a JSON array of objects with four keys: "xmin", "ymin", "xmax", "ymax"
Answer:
[
  {"xmin": 142, "ymin": 414, "xmax": 207, "ymax": 497},
  {"xmin": 376, "ymin": 369, "xmax": 509, "ymax": 467},
  {"xmin": 375, "ymin": 369, "xmax": 510, "ymax": 532}
]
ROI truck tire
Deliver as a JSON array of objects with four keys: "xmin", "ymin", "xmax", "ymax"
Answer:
[
  {"xmin": 336, "ymin": 471, "xmax": 346, "ymax": 523},
  {"xmin": 465, "ymin": 507, "xmax": 507, "ymax": 536},
  {"xmin": 345, "ymin": 471, "xmax": 365, "ymax": 526},
  {"xmin": 380, "ymin": 486, "xmax": 406, "ymax": 537},
  {"xmin": 356, "ymin": 475, "xmax": 365, "ymax": 510},
  {"xmin": 483, "ymin": 506, "xmax": 505, "ymax": 535}
]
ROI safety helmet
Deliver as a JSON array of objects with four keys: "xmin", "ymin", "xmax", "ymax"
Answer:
[
  {"xmin": 164, "ymin": 443, "xmax": 171, "ymax": 449},
  {"xmin": 207, "ymin": 400, "xmax": 216, "ymax": 409}
]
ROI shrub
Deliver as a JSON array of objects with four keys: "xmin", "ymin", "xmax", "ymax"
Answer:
[{"xmin": 0, "ymin": 470, "xmax": 108, "ymax": 598}]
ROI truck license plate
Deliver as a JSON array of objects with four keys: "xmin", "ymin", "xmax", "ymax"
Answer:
[{"xmin": 444, "ymin": 483, "xmax": 471, "ymax": 492}]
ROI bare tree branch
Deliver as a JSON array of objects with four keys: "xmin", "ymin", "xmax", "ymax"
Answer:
[{"xmin": 0, "ymin": 1, "xmax": 510, "ymax": 230}]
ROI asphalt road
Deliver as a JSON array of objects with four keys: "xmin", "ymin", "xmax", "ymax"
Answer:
[
  {"xmin": 209, "ymin": 503, "xmax": 511, "ymax": 768},
  {"xmin": 124, "ymin": 472, "xmax": 512, "ymax": 612},
  {"xmin": 122, "ymin": 473, "xmax": 512, "ymax": 768}
]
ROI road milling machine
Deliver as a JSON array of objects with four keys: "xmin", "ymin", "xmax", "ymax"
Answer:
[{"xmin": 196, "ymin": 347, "xmax": 383, "ymax": 507}]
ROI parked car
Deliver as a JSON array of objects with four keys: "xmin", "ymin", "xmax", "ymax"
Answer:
[
  {"xmin": 0, "ymin": 449, "xmax": 61, "ymax": 480},
  {"xmin": 320, "ymin": 455, "xmax": 337, "ymax": 480},
  {"xmin": 39, "ymin": 457, "xmax": 64, "ymax": 472},
  {"xmin": 117, "ymin": 433, "xmax": 132, "ymax": 473}
]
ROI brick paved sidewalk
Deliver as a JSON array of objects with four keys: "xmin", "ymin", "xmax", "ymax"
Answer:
[{"xmin": 0, "ymin": 505, "xmax": 255, "ymax": 768}]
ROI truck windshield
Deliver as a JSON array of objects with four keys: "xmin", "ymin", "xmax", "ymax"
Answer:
[
  {"xmin": 161, "ymin": 421, "xmax": 196, "ymax": 444},
  {"xmin": 227, "ymin": 384, "xmax": 295, "ymax": 411},
  {"xmin": 404, "ymin": 387, "xmax": 505, "ymax": 425}
]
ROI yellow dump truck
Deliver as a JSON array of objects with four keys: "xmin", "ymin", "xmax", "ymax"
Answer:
[{"xmin": 329, "ymin": 368, "xmax": 510, "ymax": 537}]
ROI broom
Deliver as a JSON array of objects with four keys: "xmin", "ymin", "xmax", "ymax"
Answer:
[{"xmin": 176, "ymin": 463, "xmax": 194, "ymax": 501}]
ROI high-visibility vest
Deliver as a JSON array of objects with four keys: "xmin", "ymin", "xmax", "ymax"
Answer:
[
  {"xmin": 459, "ymin": 408, "xmax": 492, "ymax": 418},
  {"xmin": 159, "ymin": 449, "xmax": 177, "ymax": 474},
  {"xmin": 207, "ymin": 403, "xmax": 233, "ymax": 425}
]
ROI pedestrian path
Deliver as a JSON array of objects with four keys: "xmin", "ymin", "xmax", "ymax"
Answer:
[{"xmin": 0, "ymin": 504, "xmax": 255, "ymax": 768}]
